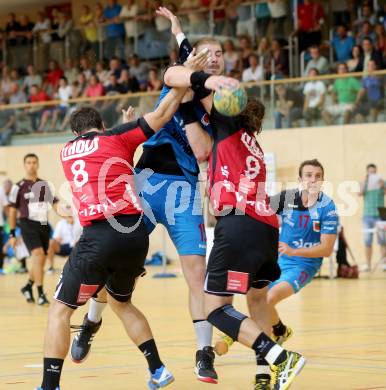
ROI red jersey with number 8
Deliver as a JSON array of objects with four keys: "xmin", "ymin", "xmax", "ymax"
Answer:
[
  {"xmin": 60, "ymin": 118, "xmax": 154, "ymax": 226},
  {"xmin": 208, "ymin": 107, "xmax": 278, "ymax": 229}
]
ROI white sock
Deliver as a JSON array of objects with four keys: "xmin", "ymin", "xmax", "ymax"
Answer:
[
  {"xmin": 256, "ymin": 364, "xmax": 271, "ymax": 375},
  {"xmin": 264, "ymin": 344, "xmax": 284, "ymax": 365},
  {"xmin": 87, "ymin": 298, "xmax": 107, "ymax": 323},
  {"xmin": 193, "ymin": 320, "xmax": 213, "ymax": 350}
]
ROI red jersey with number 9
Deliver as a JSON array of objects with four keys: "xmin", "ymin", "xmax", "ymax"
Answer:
[
  {"xmin": 208, "ymin": 107, "xmax": 278, "ymax": 228},
  {"xmin": 60, "ymin": 118, "xmax": 154, "ymax": 226}
]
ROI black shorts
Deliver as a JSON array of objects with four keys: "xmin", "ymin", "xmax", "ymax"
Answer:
[
  {"xmin": 56, "ymin": 243, "xmax": 72, "ymax": 257},
  {"xmin": 204, "ymin": 214, "xmax": 281, "ymax": 296},
  {"xmin": 54, "ymin": 215, "xmax": 149, "ymax": 308},
  {"xmin": 19, "ymin": 218, "xmax": 50, "ymax": 254}
]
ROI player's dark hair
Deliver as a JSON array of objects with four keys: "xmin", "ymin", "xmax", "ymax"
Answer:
[
  {"xmin": 70, "ymin": 107, "xmax": 104, "ymax": 135},
  {"xmin": 24, "ymin": 153, "xmax": 38, "ymax": 162},
  {"xmin": 239, "ymin": 98, "xmax": 265, "ymax": 136},
  {"xmin": 299, "ymin": 159, "xmax": 324, "ymax": 178},
  {"xmin": 367, "ymin": 163, "xmax": 376, "ymax": 170}
]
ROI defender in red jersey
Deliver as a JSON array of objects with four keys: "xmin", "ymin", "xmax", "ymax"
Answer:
[
  {"xmin": 174, "ymin": 68, "xmax": 306, "ymax": 389},
  {"xmin": 37, "ymin": 86, "xmax": 187, "ymax": 390}
]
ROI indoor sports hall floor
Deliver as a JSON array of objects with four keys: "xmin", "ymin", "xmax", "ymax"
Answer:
[{"xmin": 1, "ymin": 262, "xmax": 386, "ymax": 390}]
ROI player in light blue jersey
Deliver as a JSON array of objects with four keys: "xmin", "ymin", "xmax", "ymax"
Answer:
[{"xmin": 215, "ymin": 159, "xmax": 338, "ymax": 389}]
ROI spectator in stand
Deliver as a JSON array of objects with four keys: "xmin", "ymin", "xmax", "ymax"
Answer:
[
  {"xmin": 179, "ymin": 0, "xmax": 210, "ymax": 35},
  {"xmin": 223, "ymin": 39, "xmax": 240, "ymax": 75},
  {"xmin": 353, "ymin": 4, "xmax": 376, "ymax": 32},
  {"xmin": 18, "ymin": 15, "xmax": 34, "ymax": 46},
  {"xmin": 147, "ymin": 68, "xmax": 162, "ymax": 91},
  {"xmin": 223, "ymin": 0, "xmax": 239, "ymax": 37},
  {"xmin": 274, "ymin": 84, "xmax": 303, "ymax": 129},
  {"xmin": 63, "ymin": 58, "xmax": 79, "ymax": 85},
  {"xmin": 303, "ymin": 45, "xmax": 330, "ymax": 76},
  {"xmin": 238, "ymin": 34, "xmax": 254, "ymax": 70},
  {"xmin": 359, "ymin": 163, "xmax": 386, "ymax": 272},
  {"xmin": 44, "ymin": 60, "xmax": 64, "ymax": 94},
  {"xmin": 27, "ymin": 84, "xmax": 51, "ymax": 132},
  {"xmin": 322, "ymin": 63, "xmax": 361, "ymax": 125},
  {"xmin": 23, "ymin": 65, "xmax": 42, "ymax": 94},
  {"xmin": 268, "ymin": 0, "xmax": 287, "ymax": 39},
  {"xmin": 79, "ymin": 56, "xmax": 93, "ymax": 80},
  {"xmin": 79, "ymin": 4, "xmax": 98, "ymax": 57},
  {"xmin": 9, "ymin": 82, "xmax": 27, "ymax": 105},
  {"xmin": 118, "ymin": 68, "xmax": 139, "ymax": 93},
  {"xmin": 76, "ymin": 72, "xmax": 87, "ymax": 95},
  {"xmin": 95, "ymin": 2, "xmax": 107, "ymax": 56},
  {"xmin": 32, "ymin": 11, "xmax": 51, "ymax": 45},
  {"xmin": 57, "ymin": 11, "xmax": 73, "ymax": 41},
  {"xmin": 354, "ymin": 60, "xmax": 383, "ymax": 122},
  {"xmin": 331, "ymin": 1, "xmax": 352, "ymax": 26},
  {"xmin": 84, "ymin": 74, "xmax": 105, "ymax": 98},
  {"xmin": 0, "ymin": 108, "xmax": 16, "ymax": 146},
  {"xmin": 128, "ymin": 54, "xmax": 148, "ymax": 91},
  {"xmin": 10, "ymin": 69, "xmax": 23, "ymax": 89},
  {"xmin": 347, "ymin": 45, "xmax": 363, "ymax": 71},
  {"xmin": 105, "ymin": 73, "xmax": 122, "ymax": 94},
  {"xmin": 257, "ymin": 37, "xmax": 272, "ymax": 77},
  {"xmin": 255, "ymin": 1, "xmax": 271, "ymax": 39},
  {"xmin": 119, "ymin": 0, "xmax": 144, "ymax": 53},
  {"xmin": 95, "ymin": 61, "xmax": 109, "ymax": 85},
  {"xmin": 355, "ymin": 37, "xmax": 383, "ymax": 71},
  {"xmin": 211, "ymin": 0, "xmax": 226, "ymax": 35},
  {"xmin": 242, "ymin": 53, "xmax": 264, "ymax": 82},
  {"xmin": 107, "ymin": 56, "xmax": 123, "ymax": 80},
  {"xmin": 303, "ymin": 68, "xmax": 326, "ymax": 126},
  {"xmin": 5, "ymin": 13, "xmax": 21, "ymax": 47},
  {"xmin": 50, "ymin": 8, "xmax": 61, "ymax": 41},
  {"xmin": 297, "ymin": 0, "xmax": 324, "ymax": 52},
  {"xmin": 332, "ymin": 25, "xmax": 355, "ymax": 62},
  {"xmin": 271, "ymin": 39, "xmax": 289, "ymax": 77},
  {"xmin": 236, "ymin": 0, "xmax": 253, "ymax": 37},
  {"xmin": 104, "ymin": 0, "xmax": 125, "ymax": 60},
  {"xmin": 1, "ymin": 66, "xmax": 13, "ymax": 101},
  {"xmin": 374, "ymin": 23, "xmax": 386, "ymax": 52},
  {"xmin": 59, "ymin": 80, "xmax": 84, "ymax": 131},
  {"xmin": 377, "ymin": 3, "xmax": 386, "ymax": 29},
  {"xmin": 356, "ymin": 21, "xmax": 376, "ymax": 45},
  {"xmin": 51, "ymin": 76, "xmax": 72, "ymax": 130}
]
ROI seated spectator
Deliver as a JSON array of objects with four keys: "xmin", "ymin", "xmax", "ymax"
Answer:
[
  {"xmin": 44, "ymin": 60, "xmax": 64, "ymax": 94},
  {"xmin": 347, "ymin": 45, "xmax": 363, "ymax": 71},
  {"xmin": 303, "ymin": 68, "xmax": 326, "ymax": 126},
  {"xmin": 274, "ymin": 84, "xmax": 303, "ymax": 129},
  {"xmin": 107, "ymin": 56, "xmax": 123, "ymax": 80},
  {"xmin": 271, "ymin": 39, "xmax": 289, "ymax": 77},
  {"xmin": 51, "ymin": 77, "xmax": 72, "ymax": 130},
  {"xmin": 104, "ymin": 0, "xmax": 125, "ymax": 60},
  {"xmin": 79, "ymin": 4, "xmax": 98, "ymax": 56},
  {"xmin": 23, "ymin": 65, "xmax": 42, "ymax": 93},
  {"xmin": 84, "ymin": 74, "xmax": 105, "ymax": 98},
  {"xmin": 27, "ymin": 84, "xmax": 51, "ymax": 132},
  {"xmin": 79, "ymin": 56, "xmax": 93, "ymax": 80},
  {"xmin": 353, "ymin": 4, "xmax": 376, "ymax": 33},
  {"xmin": 297, "ymin": 0, "xmax": 324, "ymax": 52},
  {"xmin": 223, "ymin": 39, "xmax": 240, "ymax": 76},
  {"xmin": 9, "ymin": 82, "xmax": 27, "ymax": 105},
  {"xmin": 95, "ymin": 61, "xmax": 109, "ymax": 85},
  {"xmin": 257, "ymin": 37, "xmax": 272, "ymax": 77},
  {"xmin": 147, "ymin": 68, "xmax": 162, "ymax": 91},
  {"xmin": 32, "ymin": 11, "xmax": 51, "ymax": 44},
  {"xmin": 63, "ymin": 58, "xmax": 79, "ymax": 85},
  {"xmin": 129, "ymin": 54, "xmax": 148, "ymax": 90},
  {"xmin": 10, "ymin": 68, "xmax": 23, "ymax": 89},
  {"xmin": 355, "ymin": 37, "xmax": 383, "ymax": 71},
  {"xmin": 118, "ymin": 69, "xmax": 139, "ymax": 93},
  {"xmin": 354, "ymin": 60, "xmax": 384, "ymax": 123},
  {"xmin": 76, "ymin": 72, "xmax": 88, "ymax": 95},
  {"xmin": 268, "ymin": 0, "xmax": 287, "ymax": 39},
  {"xmin": 356, "ymin": 21, "xmax": 376, "ymax": 45},
  {"xmin": 179, "ymin": 0, "xmax": 210, "ymax": 35},
  {"xmin": 238, "ymin": 35, "xmax": 254, "ymax": 70},
  {"xmin": 0, "ymin": 108, "xmax": 16, "ymax": 146},
  {"xmin": 332, "ymin": 25, "xmax": 355, "ymax": 62},
  {"xmin": 18, "ymin": 15, "xmax": 34, "ymax": 46},
  {"xmin": 322, "ymin": 63, "xmax": 361, "ymax": 125},
  {"xmin": 59, "ymin": 80, "xmax": 84, "ymax": 132},
  {"xmin": 105, "ymin": 74, "xmax": 123, "ymax": 94},
  {"xmin": 1, "ymin": 66, "xmax": 13, "ymax": 101},
  {"xmin": 46, "ymin": 214, "xmax": 82, "ymax": 273},
  {"xmin": 242, "ymin": 53, "xmax": 264, "ymax": 82},
  {"xmin": 303, "ymin": 45, "xmax": 330, "ymax": 76},
  {"xmin": 374, "ymin": 23, "xmax": 386, "ymax": 52},
  {"xmin": 57, "ymin": 11, "xmax": 73, "ymax": 41},
  {"xmin": 5, "ymin": 12, "xmax": 21, "ymax": 47}
]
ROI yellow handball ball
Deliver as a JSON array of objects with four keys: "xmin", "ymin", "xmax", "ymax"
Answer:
[{"xmin": 213, "ymin": 86, "xmax": 248, "ymax": 117}]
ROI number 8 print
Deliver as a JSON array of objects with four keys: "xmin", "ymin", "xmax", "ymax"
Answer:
[{"xmin": 71, "ymin": 160, "xmax": 89, "ymax": 187}]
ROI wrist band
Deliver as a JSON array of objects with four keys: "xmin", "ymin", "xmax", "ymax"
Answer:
[
  {"xmin": 179, "ymin": 101, "xmax": 198, "ymax": 125},
  {"xmin": 176, "ymin": 32, "xmax": 186, "ymax": 47},
  {"xmin": 9, "ymin": 229, "xmax": 16, "ymax": 238},
  {"xmin": 190, "ymin": 72, "xmax": 211, "ymax": 92}
]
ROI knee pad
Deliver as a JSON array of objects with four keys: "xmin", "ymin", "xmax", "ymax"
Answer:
[{"xmin": 207, "ymin": 304, "xmax": 247, "ymax": 341}]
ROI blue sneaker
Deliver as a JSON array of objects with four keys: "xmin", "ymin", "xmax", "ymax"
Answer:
[
  {"xmin": 147, "ymin": 365, "xmax": 175, "ymax": 389},
  {"xmin": 34, "ymin": 387, "xmax": 60, "ymax": 390}
]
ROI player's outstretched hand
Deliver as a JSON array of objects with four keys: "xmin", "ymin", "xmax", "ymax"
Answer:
[
  {"xmin": 156, "ymin": 6, "xmax": 182, "ymax": 36},
  {"xmin": 122, "ymin": 106, "xmax": 135, "ymax": 123},
  {"xmin": 204, "ymin": 75, "xmax": 240, "ymax": 92},
  {"xmin": 184, "ymin": 48, "xmax": 210, "ymax": 72},
  {"xmin": 278, "ymin": 241, "xmax": 296, "ymax": 256}
]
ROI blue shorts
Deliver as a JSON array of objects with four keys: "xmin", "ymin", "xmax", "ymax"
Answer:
[
  {"xmin": 363, "ymin": 216, "xmax": 386, "ymax": 247},
  {"xmin": 136, "ymin": 171, "xmax": 206, "ymax": 256},
  {"xmin": 269, "ymin": 257, "xmax": 320, "ymax": 293}
]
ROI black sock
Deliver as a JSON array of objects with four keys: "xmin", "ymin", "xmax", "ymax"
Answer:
[
  {"xmin": 41, "ymin": 357, "xmax": 63, "ymax": 390},
  {"xmin": 26, "ymin": 279, "xmax": 34, "ymax": 288},
  {"xmin": 252, "ymin": 333, "xmax": 286, "ymax": 364},
  {"xmin": 272, "ymin": 319, "xmax": 287, "ymax": 337},
  {"xmin": 37, "ymin": 285, "xmax": 44, "ymax": 296},
  {"xmin": 138, "ymin": 339, "xmax": 163, "ymax": 374},
  {"xmin": 20, "ymin": 258, "xmax": 26, "ymax": 268}
]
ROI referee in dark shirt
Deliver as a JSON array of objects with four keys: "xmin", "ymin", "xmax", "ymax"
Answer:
[{"xmin": 8, "ymin": 153, "xmax": 58, "ymax": 306}]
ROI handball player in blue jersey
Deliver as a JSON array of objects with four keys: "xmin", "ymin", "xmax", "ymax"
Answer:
[{"xmin": 70, "ymin": 7, "xmax": 224, "ymax": 384}]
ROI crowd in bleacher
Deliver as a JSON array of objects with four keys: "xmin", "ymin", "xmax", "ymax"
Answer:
[{"xmin": 0, "ymin": 0, "xmax": 386, "ymax": 142}]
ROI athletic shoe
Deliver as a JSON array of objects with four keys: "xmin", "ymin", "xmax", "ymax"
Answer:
[
  {"xmin": 70, "ymin": 315, "xmax": 102, "ymax": 363},
  {"xmin": 21, "ymin": 284, "xmax": 34, "ymax": 303},
  {"xmin": 214, "ymin": 334, "xmax": 234, "ymax": 356},
  {"xmin": 360, "ymin": 264, "xmax": 370, "ymax": 272},
  {"xmin": 195, "ymin": 346, "xmax": 218, "ymax": 384},
  {"xmin": 271, "ymin": 351, "xmax": 306, "ymax": 390},
  {"xmin": 46, "ymin": 267, "xmax": 55, "ymax": 275},
  {"xmin": 37, "ymin": 294, "xmax": 50, "ymax": 306},
  {"xmin": 34, "ymin": 387, "xmax": 60, "ymax": 390},
  {"xmin": 253, "ymin": 375, "xmax": 271, "ymax": 390},
  {"xmin": 147, "ymin": 365, "xmax": 175, "ymax": 389},
  {"xmin": 272, "ymin": 327, "xmax": 293, "ymax": 346}
]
